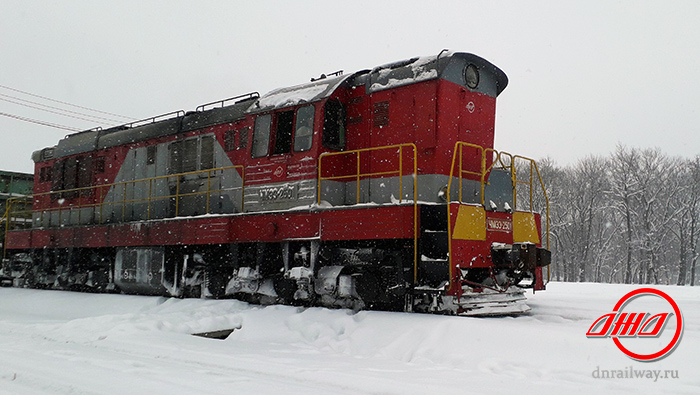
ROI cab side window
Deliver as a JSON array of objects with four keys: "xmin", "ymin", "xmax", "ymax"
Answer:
[
  {"xmin": 251, "ymin": 114, "xmax": 272, "ymax": 158},
  {"xmin": 322, "ymin": 99, "xmax": 346, "ymax": 150},
  {"xmin": 294, "ymin": 105, "xmax": 314, "ymax": 152},
  {"xmin": 272, "ymin": 110, "xmax": 294, "ymax": 155}
]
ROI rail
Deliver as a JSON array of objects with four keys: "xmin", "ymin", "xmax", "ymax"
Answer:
[
  {"xmin": 3, "ymin": 165, "xmax": 245, "ymax": 231},
  {"xmin": 122, "ymin": 110, "xmax": 185, "ymax": 129},
  {"xmin": 318, "ymin": 143, "xmax": 419, "ymax": 283},
  {"xmin": 196, "ymin": 92, "xmax": 260, "ymax": 112}
]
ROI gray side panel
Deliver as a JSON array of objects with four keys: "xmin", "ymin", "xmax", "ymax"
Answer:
[
  {"xmin": 101, "ymin": 133, "xmax": 243, "ymax": 222},
  {"xmin": 317, "ymin": 173, "xmax": 483, "ymax": 206},
  {"xmin": 244, "ymin": 179, "xmax": 318, "ymax": 212}
]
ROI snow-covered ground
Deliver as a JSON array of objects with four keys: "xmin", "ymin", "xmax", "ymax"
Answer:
[{"xmin": 0, "ymin": 282, "xmax": 697, "ymax": 394}]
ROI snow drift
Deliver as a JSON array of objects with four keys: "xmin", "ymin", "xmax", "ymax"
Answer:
[{"xmin": 0, "ymin": 282, "xmax": 698, "ymax": 394}]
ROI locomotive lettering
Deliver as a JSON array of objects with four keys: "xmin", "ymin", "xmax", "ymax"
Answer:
[
  {"xmin": 258, "ymin": 184, "xmax": 297, "ymax": 202},
  {"xmin": 487, "ymin": 218, "xmax": 512, "ymax": 232}
]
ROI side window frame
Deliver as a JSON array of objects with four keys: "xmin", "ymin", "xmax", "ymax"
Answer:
[
  {"xmin": 293, "ymin": 105, "xmax": 315, "ymax": 152},
  {"xmin": 272, "ymin": 110, "xmax": 295, "ymax": 155},
  {"xmin": 322, "ymin": 99, "xmax": 346, "ymax": 151},
  {"xmin": 251, "ymin": 114, "xmax": 272, "ymax": 158}
]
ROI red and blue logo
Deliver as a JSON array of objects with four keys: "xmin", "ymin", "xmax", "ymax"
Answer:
[{"xmin": 586, "ymin": 288, "xmax": 683, "ymax": 362}]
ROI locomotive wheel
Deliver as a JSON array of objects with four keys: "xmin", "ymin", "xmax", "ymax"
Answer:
[
  {"xmin": 354, "ymin": 271, "xmax": 380, "ymax": 306},
  {"xmin": 354, "ymin": 270, "xmax": 404, "ymax": 311},
  {"xmin": 183, "ymin": 284, "xmax": 202, "ymax": 299},
  {"xmin": 207, "ymin": 272, "xmax": 228, "ymax": 299},
  {"xmin": 272, "ymin": 276, "xmax": 296, "ymax": 304}
]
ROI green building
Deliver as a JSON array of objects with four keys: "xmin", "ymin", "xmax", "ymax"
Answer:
[{"xmin": 0, "ymin": 170, "xmax": 34, "ymax": 249}]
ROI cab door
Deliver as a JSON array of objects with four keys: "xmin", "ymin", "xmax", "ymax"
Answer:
[{"xmin": 247, "ymin": 105, "xmax": 318, "ymax": 212}]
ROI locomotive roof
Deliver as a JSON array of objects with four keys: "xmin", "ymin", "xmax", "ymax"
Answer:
[
  {"xmin": 368, "ymin": 51, "xmax": 508, "ymax": 96},
  {"xmin": 33, "ymin": 51, "xmax": 507, "ymax": 162},
  {"xmin": 249, "ymin": 73, "xmax": 356, "ymax": 114},
  {"xmin": 248, "ymin": 51, "xmax": 507, "ymax": 113},
  {"xmin": 34, "ymin": 96, "xmax": 256, "ymax": 162}
]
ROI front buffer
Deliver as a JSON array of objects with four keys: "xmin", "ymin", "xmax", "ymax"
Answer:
[{"xmin": 444, "ymin": 203, "xmax": 550, "ymax": 315}]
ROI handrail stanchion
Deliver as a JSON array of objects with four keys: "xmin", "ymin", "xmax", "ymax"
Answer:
[
  {"xmin": 356, "ymin": 151, "xmax": 361, "ymax": 204},
  {"xmin": 148, "ymin": 179, "xmax": 152, "ymax": 220},
  {"xmin": 399, "ymin": 146, "xmax": 403, "ymax": 203},
  {"xmin": 318, "ymin": 144, "xmax": 419, "ymax": 284}
]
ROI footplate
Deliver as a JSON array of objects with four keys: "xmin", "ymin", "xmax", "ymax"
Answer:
[{"xmin": 453, "ymin": 287, "xmax": 530, "ymax": 316}]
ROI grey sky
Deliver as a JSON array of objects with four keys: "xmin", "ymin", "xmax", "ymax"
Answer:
[{"xmin": 2, "ymin": 1, "xmax": 699, "ymax": 174}]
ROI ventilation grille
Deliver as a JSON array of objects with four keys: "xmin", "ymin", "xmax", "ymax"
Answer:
[{"xmin": 373, "ymin": 101, "xmax": 389, "ymax": 128}]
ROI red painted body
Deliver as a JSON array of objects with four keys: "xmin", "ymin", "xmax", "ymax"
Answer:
[{"xmin": 5, "ymin": 52, "xmax": 548, "ymax": 310}]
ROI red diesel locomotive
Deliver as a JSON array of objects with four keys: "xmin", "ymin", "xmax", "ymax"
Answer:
[{"xmin": 2, "ymin": 51, "xmax": 550, "ymax": 315}]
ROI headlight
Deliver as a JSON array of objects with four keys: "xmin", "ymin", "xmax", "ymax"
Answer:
[{"xmin": 464, "ymin": 64, "xmax": 479, "ymax": 89}]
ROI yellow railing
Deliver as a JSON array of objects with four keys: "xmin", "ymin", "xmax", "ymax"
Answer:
[
  {"xmin": 4, "ymin": 165, "xmax": 245, "ymax": 229},
  {"xmin": 446, "ymin": 142, "xmax": 550, "ymax": 286},
  {"xmin": 447, "ymin": 142, "xmax": 549, "ymax": 247},
  {"xmin": 2, "ymin": 196, "xmax": 32, "ymax": 258},
  {"xmin": 318, "ymin": 144, "xmax": 419, "ymax": 283}
]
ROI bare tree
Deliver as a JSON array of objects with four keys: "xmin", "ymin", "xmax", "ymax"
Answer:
[
  {"xmin": 608, "ymin": 145, "xmax": 641, "ymax": 284},
  {"xmin": 677, "ymin": 157, "xmax": 700, "ymax": 285},
  {"xmin": 537, "ymin": 146, "xmax": 698, "ymax": 286}
]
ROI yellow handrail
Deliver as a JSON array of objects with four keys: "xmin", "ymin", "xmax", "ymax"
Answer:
[
  {"xmin": 446, "ymin": 142, "xmax": 550, "ymax": 288},
  {"xmin": 318, "ymin": 143, "xmax": 419, "ymax": 283},
  {"xmin": 2, "ymin": 196, "xmax": 32, "ymax": 259},
  {"xmin": 447, "ymin": 142, "xmax": 549, "ymax": 245},
  {"xmin": 4, "ymin": 165, "xmax": 245, "ymax": 230},
  {"xmin": 513, "ymin": 154, "xmax": 550, "ymax": 250}
]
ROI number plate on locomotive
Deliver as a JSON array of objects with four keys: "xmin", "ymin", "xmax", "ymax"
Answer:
[
  {"xmin": 487, "ymin": 218, "xmax": 512, "ymax": 232},
  {"xmin": 258, "ymin": 184, "xmax": 298, "ymax": 202}
]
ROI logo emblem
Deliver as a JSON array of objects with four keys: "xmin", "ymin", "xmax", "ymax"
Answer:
[
  {"xmin": 466, "ymin": 101, "xmax": 475, "ymax": 113},
  {"xmin": 586, "ymin": 288, "xmax": 683, "ymax": 362},
  {"xmin": 273, "ymin": 166, "xmax": 285, "ymax": 178}
]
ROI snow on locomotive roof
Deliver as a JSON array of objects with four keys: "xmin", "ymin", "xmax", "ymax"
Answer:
[
  {"xmin": 249, "ymin": 51, "xmax": 458, "ymax": 112},
  {"xmin": 33, "ymin": 51, "xmax": 508, "ymax": 162},
  {"xmin": 249, "ymin": 73, "xmax": 353, "ymax": 114},
  {"xmin": 368, "ymin": 52, "xmax": 446, "ymax": 93},
  {"xmin": 368, "ymin": 51, "xmax": 508, "ymax": 97}
]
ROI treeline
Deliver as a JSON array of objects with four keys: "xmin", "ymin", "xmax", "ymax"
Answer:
[{"xmin": 536, "ymin": 145, "xmax": 700, "ymax": 285}]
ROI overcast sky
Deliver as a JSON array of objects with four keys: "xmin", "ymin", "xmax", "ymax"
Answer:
[{"xmin": 2, "ymin": 1, "xmax": 699, "ymax": 174}]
